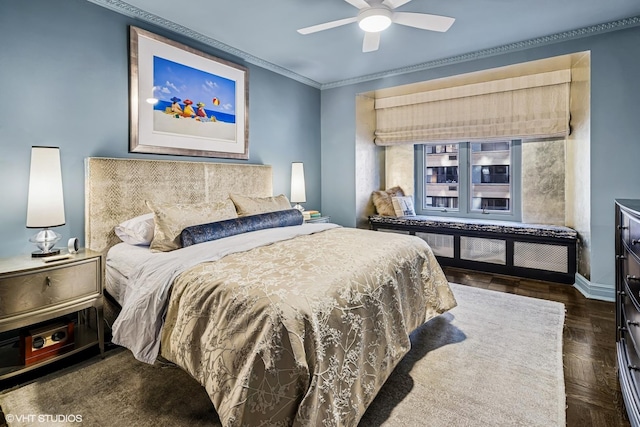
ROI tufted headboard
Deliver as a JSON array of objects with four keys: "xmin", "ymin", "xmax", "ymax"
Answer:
[{"xmin": 84, "ymin": 157, "xmax": 273, "ymax": 254}]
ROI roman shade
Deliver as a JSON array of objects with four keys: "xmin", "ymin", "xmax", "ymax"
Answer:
[{"xmin": 374, "ymin": 69, "xmax": 571, "ymax": 146}]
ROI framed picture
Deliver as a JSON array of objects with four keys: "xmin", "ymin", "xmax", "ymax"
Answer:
[{"xmin": 129, "ymin": 26, "xmax": 249, "ymax": 159}]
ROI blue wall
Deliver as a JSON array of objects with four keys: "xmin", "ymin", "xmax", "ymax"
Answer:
[
  {"xmin": 0, "ymin": 0, "xmax": 320, "ymax": 258},
  {"xmin": 2, "ymin": 1, "xmax": 638, "ymax": 291},
  {"xmin": 321, "ymin": 25, "xmax": 640, "ymax": 290}
]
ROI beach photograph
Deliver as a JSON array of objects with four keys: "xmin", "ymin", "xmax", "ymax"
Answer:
[{"xmin": 152, "ymin": 55, "xmax": 237, "ymax": 142}]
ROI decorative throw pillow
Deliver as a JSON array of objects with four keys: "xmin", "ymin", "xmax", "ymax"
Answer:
[
  {"xmin": 371, "ymin": 186, "xmax": 405, "ymax": 216},
  {"xmin": 229, "ymin": 194, "xmax": 292, "ymax": 217},
  {"xmin": 181, "ymin": 209, "xmax": 304, "ymax": 247},
  {"xmin": 114, "ymin": 213, "xmax": 155, "ymax": 246},
  {"xmin": 146, "ymin": 199, "xmax": 238, "ymax": 252},
  {"xmin": 392, "ymin": 196, "xmax": 416, "ymax": 217}
]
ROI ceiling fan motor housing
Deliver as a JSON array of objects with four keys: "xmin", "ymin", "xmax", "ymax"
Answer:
[{"xmin": 358, "ymin": 6, "xmax": 393, "ymax": 32}]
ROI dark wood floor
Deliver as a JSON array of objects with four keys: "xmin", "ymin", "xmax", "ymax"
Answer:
[
  {"xmin": 0, "ymin": 267, "xmax": 629, "ymax": 427},
  {"xmin": 443, "ymin": 266, "xmax": 629, "ymax": 427}
]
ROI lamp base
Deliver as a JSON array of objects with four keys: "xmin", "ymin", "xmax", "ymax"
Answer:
[
  {"xmin": 29, "ymin": 229, "xmax": 62, "ymax": 258},
  {"xmin": 32, "ymin": 248, "xmax": 61, "ymax": 258},
  {"xmin": 292, "ymin": 203, "xmax": 304, "ymax": 212}
]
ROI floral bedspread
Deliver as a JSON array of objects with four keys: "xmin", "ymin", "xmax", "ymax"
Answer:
[{"xmin": 160, "ymin": 227, "xmax": 456, "ymax": 426}]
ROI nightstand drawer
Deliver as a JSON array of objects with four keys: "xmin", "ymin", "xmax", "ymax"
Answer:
[{"xmin": 0, "ymin": 259, "xmax": 100, "ymax": 319}]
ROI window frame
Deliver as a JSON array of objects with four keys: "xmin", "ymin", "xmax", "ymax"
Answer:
[{"xmin": 415, "ymin": 140, "xmax": 522, "ymax": 222}]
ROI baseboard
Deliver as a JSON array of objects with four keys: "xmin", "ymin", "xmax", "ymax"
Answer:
[{"xmin": 573, "ymin": 273, "xmax": 615, "ymax": 302}]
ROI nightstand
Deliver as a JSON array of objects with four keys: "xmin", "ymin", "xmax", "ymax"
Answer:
[
  {"xmin": 0, "ymin": 249, "xmax": 104, "ymax": 380},
  {"xmin": 305, "ymin": 216, "xmax": 331, "ymax": 224}
]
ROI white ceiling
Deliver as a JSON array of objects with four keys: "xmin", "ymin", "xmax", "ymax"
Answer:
[{"xmin": 92, "ymin": 0, "xmax": 640, "ymax": 87}]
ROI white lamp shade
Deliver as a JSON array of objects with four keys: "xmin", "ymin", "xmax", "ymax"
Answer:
[
  {"xmin": 26, "ymin": 147, "xmax": 66, "ymax": 228},
  {"xmin": 290, "ymin": 162, "xmax": 306, "ymax": 204}
]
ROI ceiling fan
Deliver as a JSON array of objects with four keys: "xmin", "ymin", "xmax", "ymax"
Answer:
[{"xmin": 297, "ymin": 0, "xmax": 455, "ymax": 53}]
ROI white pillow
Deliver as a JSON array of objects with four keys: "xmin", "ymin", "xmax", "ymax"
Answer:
[
  {"xmin": 114, "ymin": 213, "xmax": 155, "ymax": 246},
  {"xmin": 391, "ymin": 196, "xmax": 416, "ymax": 217}
]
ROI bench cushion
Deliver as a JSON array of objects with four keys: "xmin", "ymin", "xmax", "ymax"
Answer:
[{"xmin": 369, "ymin": 215, "xmax": 578, "ymax": 240}]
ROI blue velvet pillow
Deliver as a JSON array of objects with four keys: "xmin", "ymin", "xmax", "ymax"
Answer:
[{"xmin": 180, "ymin": 209, "xmax": 304, "ymax": 248}]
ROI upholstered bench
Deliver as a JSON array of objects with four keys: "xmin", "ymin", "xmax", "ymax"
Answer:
[{"xmin": 369, "ymin": 215, "xmax": 578, "ymax": 284}]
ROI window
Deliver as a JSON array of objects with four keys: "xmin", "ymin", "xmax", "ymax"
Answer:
[
  {"xmin": 470, "ymin": 142, "xmax": 511, "ymax": 212},
  {"xmin": 424, "ymin": 144, "xmax": 460, "ymax": 211},
  {"xmin": 418, "ymin": 141, "xmax": 521, "ymax": 220}
]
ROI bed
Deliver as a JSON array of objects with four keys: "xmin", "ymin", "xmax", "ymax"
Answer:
[{"xmin": 85, "ymin": 157, "xmax": 456, "ymax": 426}]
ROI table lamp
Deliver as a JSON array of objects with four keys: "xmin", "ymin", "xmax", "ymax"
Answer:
[
  {"xmin": 290, "ymin": 162, "xmax": 306, "ymax": 211},
  {"xmin": 26, "ymin": 147, "xmax": 66, "ymax": 257}
]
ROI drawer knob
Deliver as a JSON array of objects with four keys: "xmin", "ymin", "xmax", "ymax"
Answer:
[
  {"xmin": 633, "ymin": 239, "xmax": 640, "ymax": 245},
  {"xmin": 627, "ymin": 275, "xmax": 640, "ymax": 282},
  {"xmin": 617, "ymin": 255, "xmax": 627, "ymax": 260},
  {"xmin": 628, "ymin": 320, "xmax": 640, "ymax": 327},
  {"xmin": 619, "ymin": 290, "xmax": 627, "ymax": 296},
  {"xmin": 619, "ymin": 225, "xmax": 629, "ymax": 230},
  {"xmin": 630, "ymin": 364, "xmax": 640, "ymax": 371},
  {"xmin": 619, "ymin": 326, "xmax": 628, "ymax": 332},
  {"xmin": 46, "ymin": 276, "xmax": 51, "ymax": 287}
]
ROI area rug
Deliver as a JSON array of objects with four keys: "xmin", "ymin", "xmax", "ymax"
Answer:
[{"xmin": 0, "ymin": 283, "xmax": 565, "ymax": 427}]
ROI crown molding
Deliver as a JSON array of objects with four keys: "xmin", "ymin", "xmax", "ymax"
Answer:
[
  {"xmin": 86, "ymin": 0, "xmax": 322, "ymax": 89},
  {"xmin": 88, "ymin": 0, "xmax": 639, "ymax": 91},
  {"xmin": 321, "ymin": 15, "xmax": 640, "ymax": 89}
]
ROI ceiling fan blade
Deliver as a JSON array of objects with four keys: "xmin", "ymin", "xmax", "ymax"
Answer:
[
  {"xmin": 382, "ymin": 0, "xmax": 412, "ymax": 9},
  {"xmin": 392, "ymin": 12, "xmax": 455, "ymax": 32},
  {"xmin": 297, "ymin": 16, "xmax": 358, "ymax": 35},
  {"xmin": 344, "ymin": 0, "xmax": 371, "ymax": 9},
  {"xmin": 362, "ymin": 31, "xmax": 380, "ymax": 52}
]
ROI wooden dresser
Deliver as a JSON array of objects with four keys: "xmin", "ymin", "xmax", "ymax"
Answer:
[{"xmin": 616, "ymin": 199, "xmax": 640, "ymax": 427}]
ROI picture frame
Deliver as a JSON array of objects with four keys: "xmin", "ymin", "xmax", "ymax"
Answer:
[{"xmin": 129, "ymin": 26, "xmax": 249, "ymax": 159}]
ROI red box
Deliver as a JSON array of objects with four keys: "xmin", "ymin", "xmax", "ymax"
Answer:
[{"xmin": 20, "ymin": 321, "xmax": 75, "ymax": 365}]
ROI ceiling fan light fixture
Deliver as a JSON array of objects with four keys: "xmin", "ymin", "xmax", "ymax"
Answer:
[{"xmin": 358, "ymin": 7, "xmax": 392, "ymax": 33}]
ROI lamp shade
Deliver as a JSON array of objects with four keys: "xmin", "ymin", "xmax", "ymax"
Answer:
[
  {"xmin": 290, "ymin": 162, "xmax": 306, "ymax": 204},
  {"xmin": 26, "ymin": 147, "xmax": 66, "ymax": 228}
]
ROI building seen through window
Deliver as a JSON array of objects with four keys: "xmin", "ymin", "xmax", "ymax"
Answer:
[
  {"xmin": 424, "ymin": 141, "xmax": 512, "ymax": 213},
  {"xmin": 424, "ymin": 144, "xmax": 459, "ymax": 210}
]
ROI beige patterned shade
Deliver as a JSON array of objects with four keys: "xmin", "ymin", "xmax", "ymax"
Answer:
[
  {"xmin": 85, "ymin": 158, "xmax": 273, "ymax": 254},
  {"xmin": 374, "ymin": 70, "xmax": 572, "ymax": 145}
]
